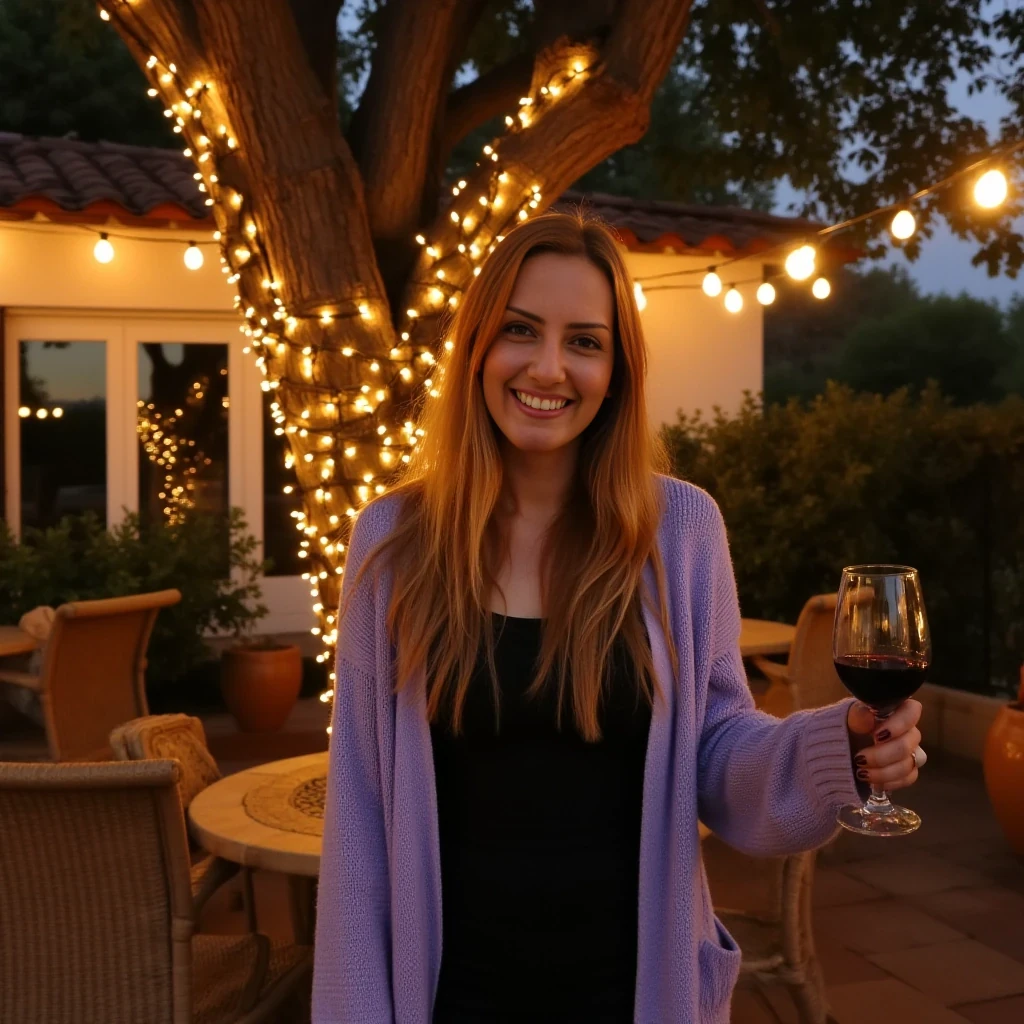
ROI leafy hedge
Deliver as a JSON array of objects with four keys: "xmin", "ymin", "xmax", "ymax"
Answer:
[
  {"xmin": 662, "ymin": 384, "xmax": 1024, "ymax": 697},
  {"xmin": 0, "ymin": 508, "xmax": 267, "ymax": 693}
]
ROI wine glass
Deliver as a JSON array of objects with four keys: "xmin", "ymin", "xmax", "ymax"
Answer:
[{"xmin": 833, "ymin": 565, "xmax": 931, "ymax": 837}]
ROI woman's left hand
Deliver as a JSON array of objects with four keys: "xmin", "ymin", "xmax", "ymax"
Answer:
[{"xmin": 846, "ymin": 699, "xmax": 924, "ymax": 791}]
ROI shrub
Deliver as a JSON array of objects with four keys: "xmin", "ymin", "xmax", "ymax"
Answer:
[
  {"xmin": 0, "ymin": 508, "xmax": 268, "ymax": 693},
  {"xmin": 662, "ymin": 383, "xmax": 1024, "ymax": 697}
]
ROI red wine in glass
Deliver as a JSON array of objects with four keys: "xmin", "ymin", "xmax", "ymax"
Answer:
[
  {"xmin": 834, "ymin": 654, "xmax": 928, "ymax": 718},
  {"xmin": 833, "ymin": 565, "xmax": 931, "ymax": 837}
]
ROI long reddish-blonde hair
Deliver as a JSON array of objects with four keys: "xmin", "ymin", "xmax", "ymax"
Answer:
[{"xmin": 341, "ymin": 211, "xmax": 678, "ymax": 741}]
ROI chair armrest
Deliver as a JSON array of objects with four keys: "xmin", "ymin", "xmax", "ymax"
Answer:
[{"xmin": 750, "ymin": 656, "xmax": 791, "ymax": 685}]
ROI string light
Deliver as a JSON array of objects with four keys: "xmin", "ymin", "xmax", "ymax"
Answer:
[
  {"xmin": 633, "ymin": 281, "xmax": 647, "ymax": 311},
  {"xmin": 724, "ymin": 286, "xmax": 743, "ymax": 314},
  {"xmin": 94, "ymin": 233, "xmax": 114, "ymax": 264},
  {"xmin": 974, "ymin": 168, "xmax": 1008, "ymax": 208},
  {"xmin": 756, "ymin": 281, "xmax": 776, "ymax": 306},
  {"xmin": 812, "ymin": 276, "xmax": 832, "ymax": 299},
  {"xmin": 702, "ymin": 270, "xmax": 722, "ymax": 297},
  {"xmin": 784, "ymin": 244, "xmax": 816, "ymax": 281},
  {"xmin": 184, "ymin": 241, "xmax": 204, "ymax": 270},
  {"xmin": 890, "ymin": 209, "xmax": 916, "ymax": 240}
]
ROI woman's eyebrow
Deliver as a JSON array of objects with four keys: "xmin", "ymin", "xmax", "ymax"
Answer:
[{"xmin": 506, "ymin": 305, "xmax": 610, "ymax": 331}]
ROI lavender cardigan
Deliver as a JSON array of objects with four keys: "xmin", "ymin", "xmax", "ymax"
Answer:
[{"xmin": 313, "ymin": 475, "xmax": 860, "ymax": 1023}]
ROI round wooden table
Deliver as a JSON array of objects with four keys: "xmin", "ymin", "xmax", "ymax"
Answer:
[
  {"xmin": 189, "ymin": 751, "xmax": 327, "ymax": 878},
  {"xmin": 189, "ymin": 752, "xmax": 327, "ymax": 942},
  {"xmin": 739, "ymin": 618, "xmax": 796, "ymax": 658}
]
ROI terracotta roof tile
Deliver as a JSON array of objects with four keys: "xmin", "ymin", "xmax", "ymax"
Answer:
[{"xmin": 0, "ymin": 134, "xmax": 834, "ymax": 258}]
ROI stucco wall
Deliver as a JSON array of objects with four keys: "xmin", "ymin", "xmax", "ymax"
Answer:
[{"xmin": 624, "ymin": 251, "xmax": 765, "ymax": 431}]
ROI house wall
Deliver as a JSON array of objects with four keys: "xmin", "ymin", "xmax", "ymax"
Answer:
[
  {"xmin": 625, "ymin": 251, "xmax": 765, "ymax": 431},
  {"xmin": 0, "ymin": 220, "xmax": 767, "ymax": 634}
]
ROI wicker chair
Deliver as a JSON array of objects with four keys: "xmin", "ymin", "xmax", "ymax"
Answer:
[
  {"xmin": 751, "ymin": 593, "xmax": 847, "ymax": 715},
  {"xmin": 0, "ymin": 759, "xmax": 311, "ymax": 1024},
  {"xmin": 715, "ymin": 851, "xmax": 829, "ymax": 1023},
  {"xmin": 710, "ymin": 594, "xmax": 846, "ymax": 1023},
  {"xmin": 109, "ymin": 714, "xmax": 254, "ymax": 930},
  {"xmin": 0, "ymin": 589, "xmax": 181, "ymax": 761}
]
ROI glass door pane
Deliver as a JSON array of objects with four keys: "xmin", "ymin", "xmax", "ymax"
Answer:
[
  {"xmin": 137, "ymin": 343, "xmax": 229, "ymax": 526},
  {"xmin": 19, "ymin": 340, "xmax": 107, "ymax": 529}
]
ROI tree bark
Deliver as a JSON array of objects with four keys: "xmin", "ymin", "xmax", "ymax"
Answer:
[{"xmin": 101, "ymin": 0, "xmax": 695, "ymax": 666}]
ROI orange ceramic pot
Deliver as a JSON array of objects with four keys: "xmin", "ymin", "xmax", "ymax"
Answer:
[
  {"xmin": 983, "ymin": 699, "xmax": 1024, "ymax": 855},
  {"xmin": 221, "ymin": 644, "xmax": 302, "ymax": 733}
]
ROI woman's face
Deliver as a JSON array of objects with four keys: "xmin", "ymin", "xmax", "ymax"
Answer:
[{"xmin": 481, "ymin": 253, "xmax": 615, "ymax": 455}]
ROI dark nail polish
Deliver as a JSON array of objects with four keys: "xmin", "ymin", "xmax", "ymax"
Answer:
[
  {"xmin": 856, "ymin": 769, "xmax": 870, "ymax": 781},
  {"xmin": 855, "ymin": 755, "xmax": 868, "ymax": 766},
  {"xmin": 876, "ymin": 730, "xmax": 891, "ymax": 742}
]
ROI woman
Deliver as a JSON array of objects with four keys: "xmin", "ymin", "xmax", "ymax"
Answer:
[{"xmin": 312, "ymin": 213, "xmax": 923, "ymax": 1023}]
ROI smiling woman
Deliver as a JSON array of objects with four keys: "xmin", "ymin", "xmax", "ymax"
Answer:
[{"xmin": 312, "ymin": 214, "xmax": 909, "ymax": 1024}]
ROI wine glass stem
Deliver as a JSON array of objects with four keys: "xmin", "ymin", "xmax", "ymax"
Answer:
[{"xmin": 867, "ymin": 710, "xmax": 893, "ymax": 811}]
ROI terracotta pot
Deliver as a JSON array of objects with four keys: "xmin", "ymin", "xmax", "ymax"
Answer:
[
  {"xmin": 220, "ymin": 643, "xmax": 302, "ymax": 733},
  {"xmin": 983, "ymin": 667, "xmax": 1024, "ymax": 855}
]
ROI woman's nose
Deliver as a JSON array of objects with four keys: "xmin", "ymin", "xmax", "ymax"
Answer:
[{"xmin": 528, "ymin": 337, "xmax": 566, "ymax": 384}]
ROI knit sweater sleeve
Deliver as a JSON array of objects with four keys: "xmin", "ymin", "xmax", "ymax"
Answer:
[
  {"xmin": 694, "ymin": 498, "xmax": 862, "ymax": 856},
  {"xmin": 313, "ymin": 504, "xmax": 395, "ymax": 1023}
]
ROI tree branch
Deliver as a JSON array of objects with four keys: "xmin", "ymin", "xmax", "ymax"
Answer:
[
  {"xmin": 604, "ymin": 0, "xmax": 696, "ymax": 105},
  {"xmin": 288, "ymin": 0, "xmax": 345, "ymax": 103},
  {"xmin": 441, "ymin": 52, "xmax": 536, "ymax": 158},
  {"xmin": 347, "ymin": 0, "xmax": 464, "ymax": 242}
]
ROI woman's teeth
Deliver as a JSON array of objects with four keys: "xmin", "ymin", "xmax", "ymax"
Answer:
[{"xmin": 513, "ymin": 390, "xmax": 569, "ymax": 411}]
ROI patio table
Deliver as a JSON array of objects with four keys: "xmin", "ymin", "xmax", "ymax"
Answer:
[
  {"xmin": 739, "ymin": 618, "xmax": 796, "ymax": 658},
  {"xmin": 0, "ymin": 626, "xmax": 39, "ymax": 659},
  {"xmin": 189, "ymin": 751, "xmax": 326, "ymax": 941}
]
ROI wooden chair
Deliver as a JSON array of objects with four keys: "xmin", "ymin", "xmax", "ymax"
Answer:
[
  {"xmin": 0, "ymin": 759, "xmax": 310, "ymax": 1024},
  {"xmin": 109, "ymin": 714, "xmax": 255, "ymax": 931},
  {"xmin": 0, "ymin": 589, "xmax": 181, "ymax": 760},
  {"xmin": 750, "ymin": 593, "xmax": 846, "ymax": 716}
]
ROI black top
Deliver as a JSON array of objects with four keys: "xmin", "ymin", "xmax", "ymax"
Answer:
[{"xmin": 429, "ymin": 614, "xmax": 652, "ymax": 1024}]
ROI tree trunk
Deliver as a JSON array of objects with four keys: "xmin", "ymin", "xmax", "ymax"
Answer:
[{"xmin": 100, "ymin": 0, "xmax": 694, "ymax": 670}]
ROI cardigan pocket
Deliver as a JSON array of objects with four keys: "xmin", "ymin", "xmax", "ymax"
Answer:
[{"xmin": 698, "ymin": 917, "xmax": 742, "ymax": 1021}]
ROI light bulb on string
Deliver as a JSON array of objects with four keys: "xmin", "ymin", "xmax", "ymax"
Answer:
[
  {"xmin": 890, "ymin": 209, "xmax": 916, "ymax": 241},
  {"xmin": 94, "ymin": 233, "xmax": 114, "ymax": 264},
  {"xmin": 702, "ymin": 270, "xmax": 723, "ymax": 298},
  {"xmin": 633, "ymin": 282, "xmax": 647, "ymax": 311},
  {"xmin": 812, "ymin": 277, "xmax": 831, "ymax": 300},
  {"xmin": 756, "ymin": 281, "xmax": 776, "ymax": 306},
  {"xmin": 784, "ymin": 244, "xmax": 815, "ymax": 281},
  {"xmin": 184, "ymin": 242, "xmax": 204, "ymax": 270},
  {"xmin": 974, "ymin": 168, "xmax": 1008, "ymax": 209},
  {"xmin": 724, "ymin": 286, "xmax": 743, "ymax": 314}
]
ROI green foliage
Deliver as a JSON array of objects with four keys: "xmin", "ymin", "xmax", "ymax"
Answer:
[
  {"xmin": 0, "ymin": 0, "xmax": 173, "ymax": 145},
  {"xmin": 765, "ymin": 270, "xmax": 1024, "ymax": 406},
  {"xmin": 662, "ymin": 385, "xmax": 1024, "ymax": 697},
  {"xmin": 0, "ymin": 508, "xmax": 268, "ymax": 692}
]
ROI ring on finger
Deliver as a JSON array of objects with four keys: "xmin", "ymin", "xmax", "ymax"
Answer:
[{"xmin": 911, "ymin": 746, "xmax": 927, "ymax": 771}]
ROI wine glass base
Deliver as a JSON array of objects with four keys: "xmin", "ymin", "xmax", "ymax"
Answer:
[{"xmin": 838, "ymin": 802, "xmax": 921, "ymax": 837}]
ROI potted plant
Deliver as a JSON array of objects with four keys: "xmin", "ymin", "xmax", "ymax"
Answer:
[
  {"xmin": 220, "ymin": 630, "xmax": 303, "ymax": 733},
  {"xmin": 983, "ymin": 665, "xmax": 1024, "ymax": 855}
]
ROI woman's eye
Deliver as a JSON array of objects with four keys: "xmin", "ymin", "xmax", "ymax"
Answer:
[
  {"xmin": 504, "ymin": 322, "xmax": 532, "ymax": 337},
  {"xmin": 573, "ymin": 335, "xmax": 600, "ymax": 350}
]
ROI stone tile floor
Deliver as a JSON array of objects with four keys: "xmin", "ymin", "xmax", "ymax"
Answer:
[{"xmin": 3, "ymin": 698, "xmax": 1021, "ymax": 1022}]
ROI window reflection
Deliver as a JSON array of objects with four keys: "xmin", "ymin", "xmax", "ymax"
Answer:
[
  {"xmin": 19, "ymin": 341, "xmax": 107, "ymax": 529},
  {"xmin": 137, "ymin": 343, "xmax": 228, "ymax": 526},
  {"xmin": 262, "ymin": 390, "xmax": 303, "ymax": 576}
]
